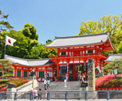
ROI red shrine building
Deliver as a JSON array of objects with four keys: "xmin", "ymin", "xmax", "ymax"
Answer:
[{"xmin": 5, "ymin": 32, "xmax": 114, "ymax": 81}]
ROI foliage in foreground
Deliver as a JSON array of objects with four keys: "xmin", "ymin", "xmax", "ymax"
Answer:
[
  {"xmin": 0, "ymin": 78, "xmax": 30, "ymax": 91},
  {"xmin": 0, "ymin": 59, "xmax": 14, "ymax": 77},
  {"xmin": 96, "ymin": 74, "xmax": 122, "ymax": 88},
  {"xmin": 8, "ymin": 78, "xmax": 30, "ymax": 87}
]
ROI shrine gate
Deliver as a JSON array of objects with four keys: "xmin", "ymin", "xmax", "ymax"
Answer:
[
  {"xmin": 46, "ymin": 32, "xmax": 114, "ymax": 81},
  {"xmin": 5, "ymin": 32, "xmax": 114, "ymax": 81}
]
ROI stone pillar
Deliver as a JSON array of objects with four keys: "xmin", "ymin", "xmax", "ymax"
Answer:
[
  {"xmin": 7, "ymin": 83, "xmax": 16, "ymax": 99},
  {"xmin": 32, "ymin": 76, "xmax": 38, "ymax": 89},
  {"xmin": 88, "ymin": 59, "xmax": 95, "ymax": 91}
]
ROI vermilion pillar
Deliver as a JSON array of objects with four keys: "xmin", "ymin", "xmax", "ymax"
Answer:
[
  {"xmin": 100, "ymin": 59, "xmax": 102, "ymax": 70},
  {"xmin": 95, "ymin": 46, "xmax": 97, "ymax": 55},
  {"xmin": 95, "ymin": 58, "xmax": 98, "ymax": 68},
  {"xmin": 57, "ymin": 63, "xmax": 59, "ymax": 80},
  {"xmin": 45, "ymin": 67, "xmax": 47, "ymax": 74},
  {"xmin": 84, "ymin": 46, "xmax": 86, "ymax": 55},
  {"xmin": 14, "ymin": 67, "xmax": 16, "ymax": 77},
  {"xmin": 21, "ymin": 69, "xmax": 23, "ymax": 78},
  {"xmin": 36, "ymin": 71, "xmax": 38, "ymax": 78},
  {"xmin": 83, "ymin": 58, "xmax": 87, "ymax": 80}
]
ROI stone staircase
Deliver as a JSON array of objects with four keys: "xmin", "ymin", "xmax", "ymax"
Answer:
[{"xmin": 38, "ymin": 81, "xmax": 81, "ymax": 91}]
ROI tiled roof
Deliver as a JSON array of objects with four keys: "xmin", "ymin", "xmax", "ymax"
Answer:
[
  {"xmin": 105, "ymin": 54, "xmax": 122, "ymax": 62},
  {"xmin": 5, "ymin": 55, "xmax": 54, "ymax": 66},
  {"xmin": 46, "ymin": 32, "xmax": 114, "ymax": 48}
]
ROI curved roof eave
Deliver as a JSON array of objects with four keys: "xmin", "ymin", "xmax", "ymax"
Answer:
[
  {"xmin": 46, "ymin": 41, "xmax": 105, "ymax": 48},
  {"xmin": 107, "ymin": 32, "xmax": 115, "ymax": 51},
  {"xmin": 5, "ymin": 55, "xmax": 54, "ymax": 67},
  {"xmin": 13, "ymin": 63, "xmax": 54, "ymax": 67},
  {"xmin": 46, "ymin": 32, "xmax": 111, "ymax": 48}
]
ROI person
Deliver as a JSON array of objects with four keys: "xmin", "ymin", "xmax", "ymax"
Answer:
[
  {"xmin": 31, "ymin": 88, "xmax": 34, "ymax": 99},
  {"xmin": 34, "ymin": 88, "xmax": 38, "ymax": 99},
  {"xmin": 64, "ymin": 79, "xmax": 67, "ymax": 87},
  {"xmin": 47, "ymin": 73, "xmax": 50, "ymax": 88},
  {"xmin": 77, "ymin": 72, "xmax": 80, "ymax": 81},
  {"xmin": 66, "ymin": 73, "xmax": 68, "ymax": 81},
  {"xmin": 54, "ymin": 72, "xmax": 57, "ymax": 81},
  {"xmin": 45, "ymin": 73, "xmax": 47, "ymax": 79},
  {"xmin": 44, "ymin": 88, "xmax": 47, "ymax": 99},
  {"xmin": 81, "ymin": 73, "xmax": 85, "ymax": 83},
  {"xmin": 38, "ymin": 88, "xmax": 42, "ymax": 100},
  {"xmin": 47, "ymin": 79, "xmax": 50, "ymax": 88},
  {"xmin": 47, "ymin": 73, "xmax": 50, "ymax": 80},
  {"xmin": 44, "ymin": 79, "xmax": 48, "ymax": 90}
]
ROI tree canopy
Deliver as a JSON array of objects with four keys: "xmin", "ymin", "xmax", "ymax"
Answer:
[
  {"xmin": 0, "ymin": 23, "xmax": 57, "ymax": 59},
  {"xmin": 0, "ymin": 10, "xmax": 13, "ymax": 31},
  {"xmin": 1, "ymin": 24, "xmax": 39, "ymax": 59},
  {"xmin": 0, "ymin": 10, "xmax": 13, "ymax": 58},
  {"xmin": 28, "ymin": 43, "xmax": 57, "ymax": 59},
  {"xmin": 78, "ymin": 14, "xmax": 122, "ymax": 54}
]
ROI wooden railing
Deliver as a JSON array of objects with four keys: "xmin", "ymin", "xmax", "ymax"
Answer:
[{"xmin": 51, "ymin": 52, "xmax": 106, "ymax": 58}]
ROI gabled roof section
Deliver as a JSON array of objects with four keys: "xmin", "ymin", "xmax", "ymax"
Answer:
[
  {"xmin": 105, "ymin": 54, "xmax": 122, "ymax": 62},
  {"xmin": 5, "ymin": 55, "xmax": 54, "ymax": 67},
  {"xmin": 46, "ymin": 32, "xmax": 114, "ymax": 49}
]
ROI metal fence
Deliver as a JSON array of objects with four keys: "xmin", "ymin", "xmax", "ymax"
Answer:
[{"xmin": 0, "ymin": 90, "xmax": 122, "ymax": 100}]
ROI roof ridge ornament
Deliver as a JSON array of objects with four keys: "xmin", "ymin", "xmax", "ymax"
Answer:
[{"xmin": 55, "ymin": 32, "xmax": 108, "ymax": 39}]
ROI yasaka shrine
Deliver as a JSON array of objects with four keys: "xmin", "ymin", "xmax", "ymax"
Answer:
[{"xmin": 5, "ymin": 32, "xmax": 114, "ymax": 81}]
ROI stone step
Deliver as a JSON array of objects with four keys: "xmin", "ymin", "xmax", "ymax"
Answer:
[{"xmin": 38, "ymin": 81, "xmax": 81, "ymax": 91}]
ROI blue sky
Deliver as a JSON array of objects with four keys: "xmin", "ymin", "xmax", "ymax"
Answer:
[{"xmin": 1, "ymin": 0, "xmax": 122, "ymax": 44}]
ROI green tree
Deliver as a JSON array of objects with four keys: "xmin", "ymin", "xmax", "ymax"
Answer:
[
  {"xmin": 46, "ymin": 39, "xmax": 53, "ymax": 45},
  {"xmin": 1, "ymin": 23, "xmax": 39, "ymax": 59},
  {"xmin": 0, "ymin": 59, "xmax": 14, "ymax": 78},
  {"xmin": 27, "ymin": 45, "xmax": 40, "ymax": 59},
  {"xmin": 0, "ymin": 10, "xmax": 13, "ymax": 59},
  {"xmin": 22, "ymin": 23, "xmax": 38, "ymax": 46},
  {"xmin": 104, "ymin": 58, "xmax": 122, "ymax": 78},
  {"xmin": 28, "ymin": 43, "xmax": 58, "ymax": 59},
  {"xmin": 0, "ymin": 10, "xmax": 13, "ymax": 31},
  {"xmin": 5, "ymin": 30, "xmax": 31, "ymax": 58},
  {"xmin": 78, "ymin": 15, "xmax": 122, "ymax": 53},
  {"xmin": 117, "ymin": 41, "xmax": 122, "ymax": 53}
]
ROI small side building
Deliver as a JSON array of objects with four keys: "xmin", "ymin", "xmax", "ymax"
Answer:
[
  {"xmin": 105, "ymin": 54, "xmax": 122, "ymax": 63},
  {"xmin": 105, "ymin": 54, "xmax": 122, "ymax": 74},
  {"xmin": 5, "ymin": 55, "xmax": 56, "ymax": 81}
]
